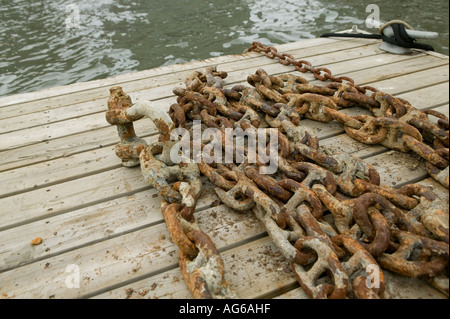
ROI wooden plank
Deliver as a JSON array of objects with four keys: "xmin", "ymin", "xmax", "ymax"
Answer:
[
  {"xmin": 0, "ymin": 40, "xmax": 392, "ymax": 137},
  {"xmin": 0, "ymin": 41, "xmax": 388, "ymax": 132},
  {"xmin": 0, "ymin": 181, "xmax": 225, "ymax": 272},
  {"xmin": 0, "ymin": 39, "xmax": 377, "ymax": 119},
  {"xmin": 366, "ymin": 151, "xmax": 428, "ymax": 187},
  {"xmin": 0, "ymin": 37, "xmax": 345, "ymax": 108},
  {"xmin": 424, "ymin": 50, "xmax": 450, "ymax": 60},
  {"xmin": 0, "ymin": 201, "xmax": 267, "ymax": 298},
  {"xmin": 335, "ymin": 55, "xmax": 448, "ymax": 87},
  {"xmin": 0, "ymin": 165, "xmax": 153, "ymax": 231},
  {"xmin": 0, "ymin": 118, "xmax": 157, "ymax": 172},
  {"xmin": 0, "ymin": 145, "xmax": 120, "ymax": 198},
  {"xmin": 94, "ymin": 236, "xmax": 297, "ymax": 299}
]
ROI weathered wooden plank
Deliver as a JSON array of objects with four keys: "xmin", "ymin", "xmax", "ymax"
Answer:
[
  {"xmin": 0, "ymin": 37, "xmax": 344, "ymax": 108},
  {"xmin": 0, "ymin": 41, "xmax": 388, "ymax": 133},
  {"xmin": 94, "ymin": 236, "xmax": 296, "ymax": 299},
  {"xmin": 366, "ymin": 151, "xmax": 428, "ymax": 187},
  {"xmin": 0, "ymin": 145, "xmax": 120, "ymax": 198},
  {"xmin": 3, "ymin": 55, "xmax": 446, "ymax": 152},
  {"xmin": 0, "ymin": 38, "xmax": 373, "ymax": 119},
  {"xmin": 0, "ymin": 118, "xmax": 157, "ymax": 172},
  {"xmin": 335, "ymin": 55, "xmax": 448, "ymax": 88},
  {"xmin": 0, "ymin": 42, "xmax": 408, "ymax": 146},
  {"xmin": 0, "ymin": 180, "xmax": 225, "ymax": 272},
  {"xmin": 0, "ymin": 165, "xmax": 151, "ymax": 231},
  {"xmin": 0, "ymin": 201, "xmax": 266, "ymax": 298}
]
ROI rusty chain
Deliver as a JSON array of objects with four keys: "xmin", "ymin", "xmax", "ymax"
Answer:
[
  {"xmin": 245, "ymin": 41, "xmax": 449, "ymax": 189},
  {"xmin": 105, "ymin": 45, "xmax": 449, "ymax": 299},
  {"xmin": 106, "ymin": 84, "xmax": 237, "ymax": 299}
]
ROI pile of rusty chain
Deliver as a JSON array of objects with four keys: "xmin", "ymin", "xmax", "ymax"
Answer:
[
  {"xmin": 105, "ymin": 44, "xmax": 449, "ymax": 299},
  {"xmin": 105, "ymin": 87, "xmax": 237, "ymax": 299}
]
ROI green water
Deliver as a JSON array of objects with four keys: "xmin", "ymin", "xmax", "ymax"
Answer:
[{"xmin": 0, "ymin": 0, "xmax": 448, "ymax": 97}]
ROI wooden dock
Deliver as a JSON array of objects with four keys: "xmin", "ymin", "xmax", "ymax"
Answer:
[{"xmin": 0, "ymin": 36, "xmax": 448, "ymax": 299}]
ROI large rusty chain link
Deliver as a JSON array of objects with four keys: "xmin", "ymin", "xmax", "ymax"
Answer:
[
  {"xmin": 105, "ymin": 44, "xmax": 449, "ymax": 299},
  {"xmin": 106, "ymin": 82, "xmax": 237, "ymax": 299}
]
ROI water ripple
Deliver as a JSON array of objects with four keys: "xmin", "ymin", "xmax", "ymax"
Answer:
[{"xmin": 0, "ymin": 0, "xmax": 447, "ymax": 97}]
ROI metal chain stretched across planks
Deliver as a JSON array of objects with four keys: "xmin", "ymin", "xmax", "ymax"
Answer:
[
  {"xmin": 244, "ymin": 41, "xmax": 449, "ymax": 189},
  {"xmin": 105, "ymin": 49, "xmax": 449, "ymax": 298}
]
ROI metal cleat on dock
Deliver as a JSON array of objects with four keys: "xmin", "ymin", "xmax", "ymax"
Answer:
[{"xmin": 320, "ymin": 20, "xmax": 438, "ymax": 55}]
